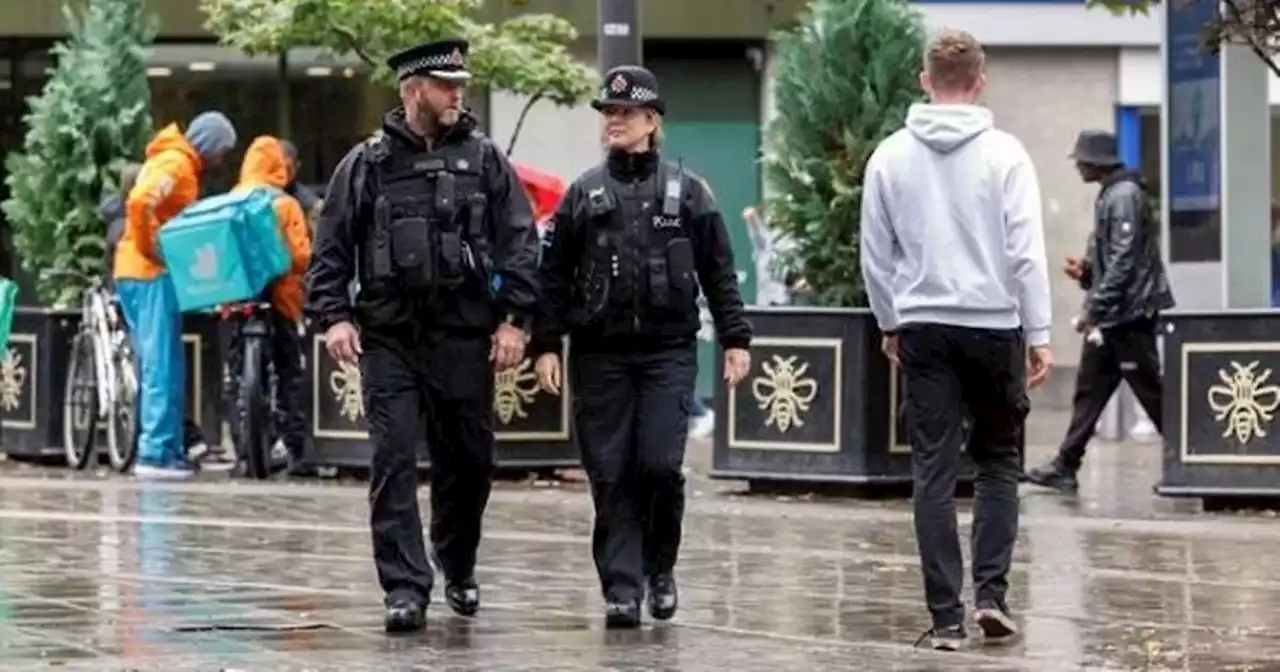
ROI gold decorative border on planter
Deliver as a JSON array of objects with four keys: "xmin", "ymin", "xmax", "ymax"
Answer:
[
  {"xmin": 1180, "ymin": 341, "xmax": 1280, "ymax": 465},
  {"xmin": 0, "ymin": 333, "xmax": 37, "ymax": 430},
  {"xmin": 495, "ymin": 337, "xmax": 571, "ymax": 442},
  {"xmin": 182, "ymin": 334, "xmax": 202, "ymax": 427},
  {"xmin": 727, "ymin": 336, "xmax": 842, "ymax": 453},
  {"xmin": 312, "ymin": 334, "xmax": 367, "ymax": 440},
  {"xmin": 310, "ymin": 334, "xmax": 572, "ymax": 442},
  {"xmin": 888, "ymin": 365, "xmax": 910, "ymax": 454}
]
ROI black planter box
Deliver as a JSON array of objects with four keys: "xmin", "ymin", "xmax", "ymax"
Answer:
[
  {"xmin": 710, "ymin": 307, "xmax": 975, "ymax": 488},
  {"xmin": 302, "ymin": 330, "xmax": 577, "ymax": 471},
  {"xmin": 0, "ymin": 308, "xmax": 224, "ymax": 460},
  {"xmin": 1155, "ymin": 310, "xmax": 1280, "ymax": 501},
  {"xmin": 0, "ymin": 309, "xmax": 78, "ymax": 458}
]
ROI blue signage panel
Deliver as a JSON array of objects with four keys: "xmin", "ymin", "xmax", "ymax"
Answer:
[{"xmin": 1166, "ymin": 0, "xmax": 1221, "ymax": 213}]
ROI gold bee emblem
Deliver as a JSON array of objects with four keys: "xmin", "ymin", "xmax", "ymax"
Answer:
[
  {"xmin": 751, "ymin": 354, "xmax": 818, "ymax": 433},
  {"xmin": 1207, "ymin": 360, "xmax": 1280, "ymax": 445},
  {"xmin": 329, "ymin": 361, "xmax": 365, "ymax": 423},
  {"xmin": 493, "ymin": 358, "xmax": 539, "ymax": 424}
]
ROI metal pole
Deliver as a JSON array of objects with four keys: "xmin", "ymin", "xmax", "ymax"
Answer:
[{"xmin": 597, "ymin": 0, "xmax": 642, "ymax": 72}]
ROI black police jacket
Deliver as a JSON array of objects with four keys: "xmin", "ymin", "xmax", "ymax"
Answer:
[
  {"xmin": 1079, "ymin": 169, "xmax": 1175, "ymax": 328},
  {"xmin": 305, "ymin": 109, "xmax": 540, "ymax": 335},
  {"xmin": 533, "ymin": 149, "xmax": 752, "ymax": 355}
]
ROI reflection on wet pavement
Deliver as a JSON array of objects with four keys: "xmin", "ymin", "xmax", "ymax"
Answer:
[{"xmin": 0, "ymin": 426, "xmax": 1277, "ymax": 670}]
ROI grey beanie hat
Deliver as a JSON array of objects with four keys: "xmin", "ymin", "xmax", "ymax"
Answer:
[{"xmin": 184, "ymin": 111, "xmax": 238, "ymax": 159}]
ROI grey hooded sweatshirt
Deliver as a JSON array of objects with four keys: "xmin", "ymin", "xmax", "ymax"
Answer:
[{"xmin": 859, "ymin": 103, "xmax": 1052, "ymax": 346}]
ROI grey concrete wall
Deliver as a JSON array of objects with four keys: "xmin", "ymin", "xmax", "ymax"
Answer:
[{"xmin": 983, "ymin": 47, "xmax": 1120, "ymax": 407}]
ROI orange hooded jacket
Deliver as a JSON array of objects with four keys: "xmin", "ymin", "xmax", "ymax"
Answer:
[
  {"xmin": 233, "ymin": 136, "xmax": 311, "ymax": 324},
  {"xmin": 115, "ymin": 124, "xmax": 203, "ymax": 281}
]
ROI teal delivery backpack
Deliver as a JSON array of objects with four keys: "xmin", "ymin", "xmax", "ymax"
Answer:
[{"xmin": 158, "ymin": 188, "xmax": 292, "ymax": 312}]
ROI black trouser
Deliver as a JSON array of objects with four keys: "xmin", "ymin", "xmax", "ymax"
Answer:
[
  {"xmin": 363, "ymin": 330, "xmax": 495, "ymax": 606},
  {"xmin": 572, "ymin": 344, "xmax": 696, "ymax": 605},
  {"xmin": 898, "ymin": 323, "xmax": 1028, "ymax": 628},
  {"xmin": 224, "ymin": 310, "xmax": 306, "ymax": 458},
  {"xmin": 1054, "ymin": 318, "xmax": 1163, "ymax": 471}
]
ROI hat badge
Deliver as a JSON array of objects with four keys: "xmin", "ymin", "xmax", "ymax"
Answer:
[
  {"xmin": 610, "ymin": 74, "xmax": 628, "ymax": 93},
  {"xmin": 448, "ymin": 48, "xmax": 463, "ymax": 66}
]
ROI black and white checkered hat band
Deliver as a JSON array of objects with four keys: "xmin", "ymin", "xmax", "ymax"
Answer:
[
  {"xmin": 397, "ymin": 54, "xmax": 462, "ymax": 78},
  {"xmin": 599, "ymin": 85, "xmax": 659, "ymax": 103}
]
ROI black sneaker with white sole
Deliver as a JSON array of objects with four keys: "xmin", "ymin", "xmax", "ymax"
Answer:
[
  {"xmin": 915, "ymin": 624, "xmax": 966, "ymax": 651},
  {"xmin": 975, "ymin": 603, "xmax": 1018, "ymax": 644}
]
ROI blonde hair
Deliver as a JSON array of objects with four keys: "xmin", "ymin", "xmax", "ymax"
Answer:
[{"xmin": 924, "ymin": 29, "xmax": 985, "ymax": 92}]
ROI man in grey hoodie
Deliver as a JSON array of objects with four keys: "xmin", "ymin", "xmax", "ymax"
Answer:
[{"xmin": 859, "ymin": 29, "xmax": 1053, "ymax": 651}]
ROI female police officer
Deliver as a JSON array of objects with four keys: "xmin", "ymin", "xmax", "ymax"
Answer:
[{"xmin": 532, "ymin": 65, "xmax": 752, "ymax": 628}]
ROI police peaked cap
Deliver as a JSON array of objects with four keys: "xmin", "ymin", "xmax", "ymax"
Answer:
[
  {"xmin": 386, "ymin": 38, "xmax": 471, "ymax": 82},
  {"xmin": 590, "ymin": 65, "xmax": 665, "ymax": 116}
]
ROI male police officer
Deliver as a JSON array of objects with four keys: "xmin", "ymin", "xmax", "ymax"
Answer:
[
  {"xmin": 305, "ymin": 38, "xmax": 540, "ymax": 632},
  {"xmin": 532, "ymin": 65, "xmax": 752, "ymax": 628}
]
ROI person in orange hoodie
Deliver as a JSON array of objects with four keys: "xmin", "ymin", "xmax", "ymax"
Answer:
[
  {"xmin": 209, "ymin": 135, "xmax": 312, "ymax": 474},
  {"xmin": 115, "ymin": 111, "xmax": 238, "ymax": 480}
]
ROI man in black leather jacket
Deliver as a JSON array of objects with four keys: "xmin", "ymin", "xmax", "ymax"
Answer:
[
  {"xmin": 1025, "ymin": 130, "xmax": 1174, "ymax": 492},
  {"xmin": 304, "ymin": 38, "xmax": 540, "ymax": 632}
]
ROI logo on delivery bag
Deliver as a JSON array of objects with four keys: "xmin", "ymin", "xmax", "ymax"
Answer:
[{"xmin": 190, "ymin": 243, "xmax": 219, "ymax": 282}]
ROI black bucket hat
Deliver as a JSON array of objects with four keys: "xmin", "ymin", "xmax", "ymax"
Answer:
[{"xmin": 1069, "ymin": 130, "xmax": 1121, "ymax": 167}]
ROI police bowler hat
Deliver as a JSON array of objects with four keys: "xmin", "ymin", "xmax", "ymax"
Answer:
[
  {"xmin": 386, "ymin": 38, "xmax": 471, "ymax": 82},
  {"xmin": 590, "ymin": 65, "xmax": 665, "ymax": 116}
]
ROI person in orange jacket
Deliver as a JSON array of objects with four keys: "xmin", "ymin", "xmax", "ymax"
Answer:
[
  {"xmin": 115, "ymin": 111, "xmax": 237, "ymax": 480},
  {"xmin": 207, "ymin": 135, "xmax": 313, "ymax": 474}
]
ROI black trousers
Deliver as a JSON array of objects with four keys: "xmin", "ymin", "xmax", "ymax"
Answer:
[
  {"xmin": 1055, "ymin": 318, "xmax": 1163, "ymax": 471},
  {"xmin": 898, "ymin": 323, "xmax": 1028, "ymax": 628},
  {"xmin": 572, "ymin": 344, "xmax": 696, "ymax": 604},
  {"xmin": 224, "ymin": 311, "xmax": 306, "ymax": 457},
  {"xmin": 363, "ymin": 330, "xmax": 495, "ymax": 606}
]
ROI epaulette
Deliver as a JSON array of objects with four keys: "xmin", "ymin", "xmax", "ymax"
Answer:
[{"xmin": 364, "ymin": 130, "xmax": 391, "ymax": 163}]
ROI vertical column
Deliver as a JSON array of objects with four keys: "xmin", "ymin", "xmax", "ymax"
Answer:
[
  {"xmin": 597, "ymin": 0, "xmax": 642, "ymax": 72},
  {"xmin": 1163, "ymin": 0, "xmax": 1223, "ymax": 310},
  {"xmin": 1114, "ymin": 105, "xmax": 1142, "ymax": 169},
  {"xmin": 1220, "ymin": 44, "xmax": 1272, "ymax": 308}
]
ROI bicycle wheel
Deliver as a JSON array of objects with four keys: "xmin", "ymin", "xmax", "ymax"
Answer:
[
  {"xmin": 235, "ymin": 336, "xmax": 271, "ymax": 480},
  {"xmin": 106, "ymin": 344, "xmax": 140, "ymax": 473},
  {"xmin": 61, "ymin": 331, "xmax": 99, "ymax": 470}
]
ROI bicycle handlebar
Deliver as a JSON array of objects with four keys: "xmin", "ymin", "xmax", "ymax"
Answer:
[{"xmin": 40, "ymin": 268, "xmax": 101, "ymax": 287}]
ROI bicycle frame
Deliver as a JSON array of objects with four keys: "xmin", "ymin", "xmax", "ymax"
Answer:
[{"xmin": 81, "ymin": 284, "xmax": 123, "ymax": 413}]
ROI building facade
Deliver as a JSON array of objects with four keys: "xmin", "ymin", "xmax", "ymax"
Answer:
[{"xmin": 5, "ymin": 0, "xmax": 1260, "ymax": 403}]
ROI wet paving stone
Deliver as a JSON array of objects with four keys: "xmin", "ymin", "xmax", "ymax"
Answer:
[{"xmin": 0, "ymin": 424, "xmax": 1279, "ymax": 669}]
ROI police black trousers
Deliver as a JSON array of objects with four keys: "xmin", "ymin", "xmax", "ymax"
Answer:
[
  {"xmin": 898, "ymin": 324, "xmax": 1028, "ymax": 628},
  {"xmin": 572, "ymin": 344, "xmax": 697, "ymax": 604},
  {"xmin": 362, "ymin": 330, "xmax": 495, "ymax": 606},
  {"xmin": 1056, "ymin": 318, "xmax": 1163, "ymax": 471}
]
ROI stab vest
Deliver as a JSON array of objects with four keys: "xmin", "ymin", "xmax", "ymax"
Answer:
[
  {"xmin": 363, "ymin": 131, "xmax": 490, "ymax": 295},
  {"xmin": 573, "ymin": 161, "xmax": 699, "ymax": 328}
]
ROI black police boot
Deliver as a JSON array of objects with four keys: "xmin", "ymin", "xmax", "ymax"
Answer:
[
  {"xmin": 647, "ymin": 574, "xmax": 678, "ymax": 621},
  {"xmin": 445, "ymin": 579, "xmax": 480, "ymax": 617},
  {"xmin": 384, "ymin": 598, "xmax": 427, "ymax": 633},
  {"xmin": 431, "ymin": 549, "xmax": 481, "ymax": 617},
  {"xmin": 1024, "ymin": 459, "xmax": 1079, "ymax": 493},
  {"xmin": 605, "ymin": 600, "xmax": 641, "ymax": 629}
]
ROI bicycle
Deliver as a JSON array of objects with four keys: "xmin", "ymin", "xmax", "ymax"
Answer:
[
  {"xmin": 219, "ymin": 300, "xmax": 281, "ymax": 480},
  {"xmin": 50, "ymin": 269, "xmax": 139, "ymax": 472}
]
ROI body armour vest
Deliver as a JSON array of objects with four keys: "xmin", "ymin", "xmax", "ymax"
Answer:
[
  {"xmin": 574, "ymin": 161, "xmax": 699, "ymax": 328},
  {"xmin": 364, "ymin": 132, "xmax": 490, "ymax": 295}
]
